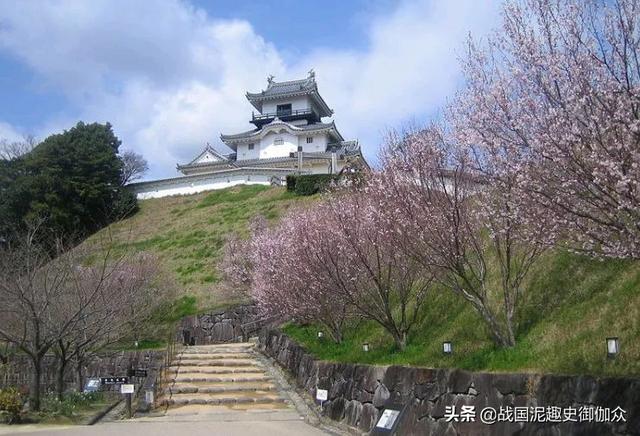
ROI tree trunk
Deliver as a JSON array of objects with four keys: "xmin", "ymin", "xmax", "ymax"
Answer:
[
  {"xmin": 392, "ymin": 330, "xmax": 407, "ymax": 352},
  {"xmin": 56, "ymin": 358, "xmax": 67, "ymax": 401},
  {"xmin": 76, "ymin": 357, "xmax": 85, "ymax": 392},
  {"xmin": 328, "ymin": 324, "xmax": 343, "ymax": 344},
  {"xmin": 30, "ymin": 356, "xmax": 42, "ymax": 412},
  {"xmin": 56, "ymin": 341, "xmax": 68, "ymax": 401},
  {"xmin": 475, "ymin": 302, "xmax": 515, "ymax": 348}
]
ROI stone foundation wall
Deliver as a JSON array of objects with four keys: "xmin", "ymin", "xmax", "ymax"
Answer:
[
  {"xmin": 259, "ymin": 329, "xmax": 639, "ymax": 436},
  {"xmin": 179, "ymin": 304, "xmax": 259, "ymax": 344},
  {"xmin": 0, "ymin": 350, "xmax": 164, "ymax": 394}
]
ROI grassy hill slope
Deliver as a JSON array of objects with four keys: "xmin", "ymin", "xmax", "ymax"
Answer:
[
  {"xmin": 86, "ymin": 185, "xmax": 315, "ymax": 312},
  {"xmin": 285, "ymin": 250, "xmax": 640, "ymax": 377},
  {"xmin": 88, "ymin": 184, "xmax": 639, "ymax": 376}
]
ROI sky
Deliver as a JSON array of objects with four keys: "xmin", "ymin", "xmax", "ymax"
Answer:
[{"xmin": 0, "ymin": 0, "xmax": 501, "ymax": 180}]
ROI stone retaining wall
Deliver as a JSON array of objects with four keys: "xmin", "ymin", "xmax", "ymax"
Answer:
[
  {"xmin": 0, "ymin": 350, "xmax": 164, "ymax": 394},
  {"xmin": 179, "ymin": 304, "xmax": 259, "ymax": 344},
  {"xmin": 259, "ymin": 329, "xmax": 639, "ymax": 436}
]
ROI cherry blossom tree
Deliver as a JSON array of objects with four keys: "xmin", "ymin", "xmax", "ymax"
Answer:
[
  {"xmin": 322, "ymin": 192, "xmax": 434, "ymax": 351},
  {"xmin": 251, "ymin": 194, "xmax": 434, "ymax": 350},
  {"xmin": 376, "ymin": 125, "xmax": 547, "ymax": 347},
  {"xmin": 0, "ymin": 225, "xmax": 168, "ymax": 408},
  {"xmin": 251, "ymin": 207, "xmax": 351, "ymax": 343},
  {"xmin": 453, "ymin": 0, "xmax": 640, "ymax": 259},
  {"xmin": 54, "ymin": 250, "xmax": 167, "ymax": 397}
]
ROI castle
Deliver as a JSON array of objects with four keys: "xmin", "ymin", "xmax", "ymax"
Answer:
[{"xmin": 130, "ymin": 70, "xmax": 368, "ymax": 199}]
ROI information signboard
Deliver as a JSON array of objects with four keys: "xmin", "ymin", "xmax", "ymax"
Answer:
[
  {"xmin": 121, "ymin": 384, "xmax": 135, "ymax": 394},
  {"xmin": 100, "ymin": 376, "xmax": 129, "ymax": 385},
  {"xmin": 370, "ymin": 400, "xmax": 409, "ymax": 435},
  {"xmin": 316, "ymin": 389, "xmax": 328, "ymax": 401},
  {"xmin": 84, "ymin": 378, "xmax": 101, "ymax": 393}
]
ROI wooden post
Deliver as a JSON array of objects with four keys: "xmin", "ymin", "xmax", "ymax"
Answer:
[{"xmin": 126, "ymin": 393, "xmax": 132, "ymax": 419}]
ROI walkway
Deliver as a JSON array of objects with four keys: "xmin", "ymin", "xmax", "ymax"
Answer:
[{"xmin": 0, "ymin": 342, "xmax": 333, "ymax": 436}]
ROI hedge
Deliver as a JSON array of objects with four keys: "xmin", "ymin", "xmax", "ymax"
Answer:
[{"xmin": 286, "ymin": 174, "xmax": 340, "ymax": 196}]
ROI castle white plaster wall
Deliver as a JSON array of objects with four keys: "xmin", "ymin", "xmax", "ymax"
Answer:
[
  {"xmin": 132, "ymin": 173, "xmax": 281, "ymax": 199},
  {"xmin": 258, "ymin": 131, "xmax": 298, "ymax": 159},
  {"xmin": 299, "ymin": 133, "xmax": 328, "ymax": 153},
  {"xmin": 261, "ymin": 95, "xmax": 310, "ymax": 114}
]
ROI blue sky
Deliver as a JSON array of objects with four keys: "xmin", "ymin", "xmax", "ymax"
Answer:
[{"xmin": 0, "ymin": 0, "xmax": 501, "ymax": 179}]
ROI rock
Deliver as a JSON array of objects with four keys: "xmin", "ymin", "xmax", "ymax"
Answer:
[
  {"xmin": 258, "ymin": 330, "xmax": 640, "ymax": 436},
  {"xmin": 359, "ymin": 403, "xmax": 378, "ymax": 432},
  {"xmin": 373, "ymin": 382, "xmax": 391, "ymax": 407},
  {"xmin": 343, "ymin": 399, "xmax": 362, "ymax": 427}
]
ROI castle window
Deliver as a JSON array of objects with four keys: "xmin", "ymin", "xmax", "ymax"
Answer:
[
  {"xmin": 248, "ymin": 143, "xmax": 254, "ymax": 150},
  {"xmin": 306, "ymin": 136, "xmax": 313, "ymax": 143},
  {"xmin": 274, "ymin": 138, "xmax": 284, "ymax": 145},
  {"xmin": 276, "ymin": 104, "xmax": 292, "ymax": 116}
]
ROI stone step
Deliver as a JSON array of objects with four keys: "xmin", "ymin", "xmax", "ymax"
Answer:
[
  {"xmin": 160, "ymin": 392, "xmax": 287, "ymax": 407},
  {"xmin": 180, "ymin": 348, "xmax": 254, "ymax": 354},
  {"xmin": 182, "ymin": 343, "xmax": 254, "ymax": 352},
  {"xmin": 167, "ymin": 366, "xmax": 264, "ymax": 374},
  {"xmin": 169, "ymin": 373, "xmax": 272, "ymax": 384},
  {"xmin": 173, "ymin": 359, "xmax": 261, "ymax": 367},
  {"xmin": 165, "ymin": 383, "xmax": 276, "ymax": 395},
  {"xmin": 177, "ymin": 353, "xmax": 254, "ymax": 361}
]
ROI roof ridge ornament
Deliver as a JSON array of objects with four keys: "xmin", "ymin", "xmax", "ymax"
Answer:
[
  {"xmin": 308, "ymin": 68, "xmax": 315, "ymax": 79},
  {"xmin": 267, "ymin": 74, "xmax": 275, "ymax": 85}
]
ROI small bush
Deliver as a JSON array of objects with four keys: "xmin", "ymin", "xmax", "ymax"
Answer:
[
  {"xmin": 41, "ymin": 391, "xmax": 104, "ymax": 417},
  {"xmin": 0, "ymin": 388, "xmax": 23, "ymax": 424},
  {"xmin": 289, "ymin": 174, "xmax": 339, "ymax": 196},
  {"xmin": 286, "ymin": 175, "xmax": 297, "ymax": 192}
]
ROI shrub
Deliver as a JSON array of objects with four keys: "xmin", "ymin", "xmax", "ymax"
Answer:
[
  {"xmin": 41, "ymin": 391, "xmax": 104, "ymax": 417},
  {"xmin": 289, "ymin": 174, "xmax": 339, "ymax": 196},
  {"xmin": 0, "ymin": 388, "xmax": 23, "ymax": 424},
  {"xmin": 285, "ymin": 175, "xmax": 297, "ymax": 192}
]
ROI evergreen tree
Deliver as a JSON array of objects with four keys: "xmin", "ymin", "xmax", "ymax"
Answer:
[{"xmin": 0, "ymin": 122, "xmax": 138, "ymax": 242}]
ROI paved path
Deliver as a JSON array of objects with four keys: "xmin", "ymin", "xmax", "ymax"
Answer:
[
  {"xmin": 0, "ymin": 420, "xmax": 328, "ymax": 435},
  {"xmin": 0, "ymin": 343, "xmax": 334, "ymax": 436}
]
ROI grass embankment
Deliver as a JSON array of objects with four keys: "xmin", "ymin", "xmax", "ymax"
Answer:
[
  {"xmin": 86, "ymin": 184, "xmax": 314, "ymax": 319},
  {"xmin": 86, "ymin": 184, "xmax": 639, "ymax": 377},
  {"xmin": 284, "ymin": 251, "xmax": 640, "ymax": 378}
]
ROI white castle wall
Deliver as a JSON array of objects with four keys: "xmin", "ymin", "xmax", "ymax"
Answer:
[
  {"xmin": 261, "ymin": 95, "xmax": 310, "ymax": 114},
  {"xmin": 131, "ymin": 173, "xmax": 283, "ymax": 200},
  {"xmin": 235, "ymin": 131, "xmax": 331, "ymax": 161}
]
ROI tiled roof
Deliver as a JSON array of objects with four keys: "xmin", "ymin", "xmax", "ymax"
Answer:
[
  {"xmin": 220, "ymin": 120, "xmax": 340, "ymax": 142},
  {"xmin": 246, "ymin": 77, "xmax": 316, "ymax": 100},
  {"xmin": 245, "ymin": 72, "xmax": 333, "ymax": 117},
  {"xmin": 183, "ymin": 144, "xmax": 228, "ymax": 166}
]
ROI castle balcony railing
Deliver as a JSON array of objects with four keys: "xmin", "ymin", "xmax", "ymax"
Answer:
[{"xmin": 251, "ymin": 108, "xmax": 319, "ymax": 126}]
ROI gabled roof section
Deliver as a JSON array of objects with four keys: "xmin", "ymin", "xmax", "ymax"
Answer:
[
  {"xmin": 220, "ymin": 118, "xmax": 344, "ymax": 150},
  {"xmin": 177, "ymin": 144, "xmax": 229, "ymax": 172},
  {"xmin": 246, "ymin": 70, "xmax": 333, "ymax": 118}
]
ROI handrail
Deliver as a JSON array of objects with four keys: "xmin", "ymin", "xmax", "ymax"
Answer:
[{"xmin": 252, "ymin": 108, "xmax": 315, "ymax": 120}]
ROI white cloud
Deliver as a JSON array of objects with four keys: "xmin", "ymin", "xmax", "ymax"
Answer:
[
  {"xmin": 0, "ymin": 121, "xmax": 24, "ymax": 142},
  {"xmin": 0, "ymin": 0, "xmax": 499, "ymax": 178}
]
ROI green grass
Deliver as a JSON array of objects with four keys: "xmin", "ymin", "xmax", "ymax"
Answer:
[
  {"xmin": 84, "ymin": 184, "xmax": 640, "ymax": 377},
  {"xmin": 283, "ymin": 250, "xmax": 640, "ymax": 377},
  {"xmin": 85, "ymin": 185, "xmax": 314, "ymax": 311}
]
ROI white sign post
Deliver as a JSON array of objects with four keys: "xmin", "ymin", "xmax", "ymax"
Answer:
[
  {"xmin": 316, "ymin": 388, "xmax": 328, "ymax": 411},
  {"xmin": 121, "ymin": 384, "xmax": 135, "ymax": 418},
  {"xmin": 120, "ymin": 384, "xmax": 135, "ymax": 394}
]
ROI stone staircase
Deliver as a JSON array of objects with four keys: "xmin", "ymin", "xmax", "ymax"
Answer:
[{"xmin": 160, "ymin": 342, "xmax": 289, "ymax": 410}]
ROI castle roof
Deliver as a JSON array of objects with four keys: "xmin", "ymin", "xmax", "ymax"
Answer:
[
  {"xmin": 220, "ymin": 119, "xmax": 344, "ymax": 146},
  {"xmin": 184, "ymin": 144, "xmax": 228, "ymax": 166},
  {"xmin": 246, "ymin": 71, "xmax": 333, "ymax": 117},
  {"xmin": 176, "ymin": 141, "xmax": 365, "ymax": 174}
]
